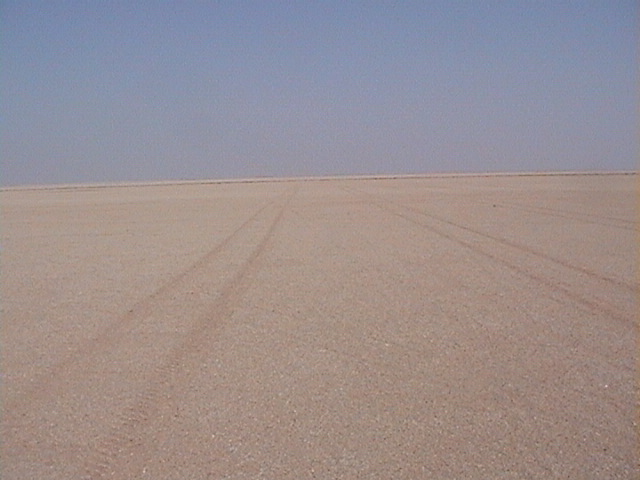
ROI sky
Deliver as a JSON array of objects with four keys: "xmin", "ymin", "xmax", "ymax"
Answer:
[{"xmin": 1, "ymin": 1, "xmax": 638, "ymax": 186}]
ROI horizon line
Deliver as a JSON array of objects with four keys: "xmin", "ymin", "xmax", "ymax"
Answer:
[{"xmin": 2, "ymin": 169, "xmax": 637, "ymax": 192}]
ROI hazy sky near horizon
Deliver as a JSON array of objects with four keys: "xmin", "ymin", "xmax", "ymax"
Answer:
[{"xmin": 2, "ymin": 1, "xmax": 637, "ymax": 185}]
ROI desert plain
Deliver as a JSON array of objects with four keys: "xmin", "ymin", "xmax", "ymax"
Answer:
[{"xmin": 1, "ymin": 173, "xmax": 638, "ymax": 479}]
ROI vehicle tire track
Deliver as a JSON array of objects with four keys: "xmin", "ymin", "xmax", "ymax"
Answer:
[
  {"xmin": 348, "ymin": 186, "xmax": 635, "ymax": 292},
  {"xmin": 393, "ymin": 198, "xmax": 636, "ymax": 293},
  {"xmin": 495, "ymin": 201, "xmax": 637, "ymax": 231},
  {"xmin": 348, "ymin": 189, "xmax": 637, "ymax": 330},
  {"xmin": 383, "ymin": 186, "xmax": 636, "ymax": 232},
  {"xmin": 4, "ymin": 194, "xmax": 283, "ymax": 414},
  {"xmin": 81, "ymin": 187, "xmax": 295, "ymax": 480}
]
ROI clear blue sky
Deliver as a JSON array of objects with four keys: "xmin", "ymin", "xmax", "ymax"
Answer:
[{"xmin": 2, "ymin": 1, "xmax": 637, "ymax": 185}]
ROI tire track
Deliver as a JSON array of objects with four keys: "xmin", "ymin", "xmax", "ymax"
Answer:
[
  {"xmin": 386, "ymin": 187, "xmax": 636, "ymax": 232},
  {"xmin": 350, "ymin": 186, "xmax": 635, "ymax": 292},
  {"xmin": 81, "ymin": 187, "xmax": 295, "ymax": 480},
  {"xmin": 4, "ymin": 193, "xmax": 283, "ymax": 414},
  {"xmin": 392, "ymin": 198, "xmax": 636, "ymax": 294},
  {"xmin": 372, "ymin": 192, "xmax": 638, "ymax": 293},
  {"xmin": 348, "ymin": 188, "xmax": 637, "ymax": 330},
  {"xmin": 490, "ymin": 201, "xmax": 637, "ymax": 232},
  {"xmin": 302, "ymin": 187, "xmax": 635, "ymax": 376},
  {"xmin": 497, "ymin": 201, "xmax": 637, "ymax": 229}
]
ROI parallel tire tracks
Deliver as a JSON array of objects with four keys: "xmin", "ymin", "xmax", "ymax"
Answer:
[
  {"xmin": 347, "ymin": 187, "xmax": 637, "ymax": 330},
  {"xmin": 495, "ymin": 201, "xmax": 638, "ymax": 232},
  {"xmin": 5, "ymin": 196, "xmax": 279, "ymax": 414},
  {"xmin": 401, "ymin": 202, "xmax": 636, "ymax": 293},
  {"xmin": 81, "ymin": 188, "xmax": 294, "ymax": 479},
  {"xmin": 3, "ymin": 187, "xmax": 295, "ymax": 480}
]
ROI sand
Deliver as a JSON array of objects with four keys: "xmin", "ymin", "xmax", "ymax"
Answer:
[{"xmin": 1, "ymin": 173, "xmax": 638, "ymax": 479}]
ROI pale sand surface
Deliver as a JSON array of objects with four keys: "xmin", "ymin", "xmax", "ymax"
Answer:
[{"xmin": 1, "ymin": 173, "xmax": 637, "ymax": 479}]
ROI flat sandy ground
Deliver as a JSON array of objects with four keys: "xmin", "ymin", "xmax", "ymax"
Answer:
[{"xmin": 1, "ymin": 173, "xmax": 638, "ymax": 479}]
